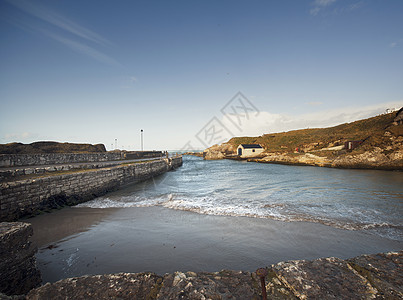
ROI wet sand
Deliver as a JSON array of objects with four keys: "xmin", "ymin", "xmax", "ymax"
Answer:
[{"xmin": 26, "ymin": 206, "xmax": 403, "ymax": 283}]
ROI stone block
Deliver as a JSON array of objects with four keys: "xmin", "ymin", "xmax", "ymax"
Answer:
[
  {"xmin": 0, "ymin": 222, "xmax": 41, "ymax": 296},
  {"xmin": 348, "ymin": 251, "xmax": 403, "ymax": 298},
  {"xmin": 271, "ymin": 257, "xmax": 377, "ymax": 299}
]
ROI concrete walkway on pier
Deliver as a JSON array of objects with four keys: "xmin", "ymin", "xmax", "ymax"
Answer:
[
  {"xmin": 0, "ymin": 157, "xmax": 164, "ymax": 182},
  {"xmin": 0, "ymin": 157, "xmax": 162, "ymax": 171}
]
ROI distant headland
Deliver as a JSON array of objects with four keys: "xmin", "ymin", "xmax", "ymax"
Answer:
[
  {"xmin": 191, "ymin": 109, "xmax": 403, "ymax": 170},
  {"xmin": 0, "ymin": 141, "xmax": 107, "ymax": 154}
]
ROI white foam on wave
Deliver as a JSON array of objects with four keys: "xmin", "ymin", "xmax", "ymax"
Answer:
[
  {"xmin": 159, "ymin": 195, "xmax": 401, "ymax": 240},
  {"xmin": 75, "ymin": 194, "xmax": 172, "ymax": 209},
  {"xmin": 159, "ymin": 194, "xmax": 266, "ymax": 218},
  {"xmin": 75, "ymin": 193, "xmax": 401, "ymax": 241}
]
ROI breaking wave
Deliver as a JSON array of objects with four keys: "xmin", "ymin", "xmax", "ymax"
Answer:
[
  {"xmin": 76, "ymin": 192, "xmax": 402, "ymax": 241},
  {"xmin": 75, "ymin": 156, "xmax": 403, "ymax": 241}
]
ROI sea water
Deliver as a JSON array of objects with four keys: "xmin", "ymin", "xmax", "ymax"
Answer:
[
  {"xmin": 31, "ymin": 156, "xmax": 403, "ymax": 282},
  {"xmin": 77, "ymin": 156, "xmax": 403, "ymax": 241}
]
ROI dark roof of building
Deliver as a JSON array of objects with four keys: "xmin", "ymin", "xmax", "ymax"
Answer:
[{"xmin": 240, "ymin": 144, "xmax": 263, "ymax": 149}]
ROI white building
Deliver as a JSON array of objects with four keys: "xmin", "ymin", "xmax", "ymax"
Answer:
[{"xmin": 237, "ymin": 144, "xmax": 264, "ymax": 157}]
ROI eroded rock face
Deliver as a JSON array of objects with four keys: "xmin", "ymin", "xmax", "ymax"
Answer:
[
  {"xmin": 26, "ymin": 251, "xmax": 402, "ymax": 299},
  {"xmin": 158, "ymin": 270, "xmax": 259, "ymax": 299},
  {"xmin": 26, "ymin": 273, "xmax": 162, "ymax": 300},
  {"xmin": 332, "ymin": 147, "xmax": 403, "ymax": 170},
  {"xmin": 204, "ymin": 143, "xmax": 236, "ymax": 160},
  {"xmin": 348, "ymin": 252, "xmax": 403, "ymax": 299},
  {"xmin": 255, "ymin": 148, "xmax": 403, "ymax": 170},
  {"xmin": 271, "ymin": 257, "xmax": 377, "ymax": 300},
  {"xmin": 0, "ymin": 222, "xmax": 41, "ymax": 296}
]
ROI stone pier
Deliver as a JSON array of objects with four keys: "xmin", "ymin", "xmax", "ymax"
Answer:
[{"xmin": 0, "ymin": 156, "xmax": 183, "ymax": 222}]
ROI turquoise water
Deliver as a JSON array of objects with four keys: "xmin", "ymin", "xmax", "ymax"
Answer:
[{"xmin": 79, "ymin": 156, "xmax": 403, "ymax": 241}]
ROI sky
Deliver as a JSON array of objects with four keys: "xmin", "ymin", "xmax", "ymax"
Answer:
[{"xmin": 0, "ymin": 0, "xmax": 402, "ymax": 151}]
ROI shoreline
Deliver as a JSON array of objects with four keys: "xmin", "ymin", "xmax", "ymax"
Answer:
[
  {"xmin": 185, "ymin": 151, "xmax": 403, "ymax": 171},
  {"xmin": 3, "ymin": 216, "xmax": 401, "ymax": 299},
  {"xmin": 248, "ymin": 151, "xmax": 403, "ymax": 171},
  {"xmin": 248, "ymin": 156, "xmax": 403, "ymax": 171},
  {"xmin": 26, "ymin": 206, "xmax": 402, "ymax": 284}
]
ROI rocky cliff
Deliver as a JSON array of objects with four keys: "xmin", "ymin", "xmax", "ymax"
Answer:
[
  {"xmin": 203, "ymin": 143, "xmax": 237, "ymax": 160},
  {"xmin": 250, "ymin": 145, "xmax": 403, "ymax": 170},
  {"xmin": 203, "ymin": 111, "xmax": 403, "ymax": 170}
]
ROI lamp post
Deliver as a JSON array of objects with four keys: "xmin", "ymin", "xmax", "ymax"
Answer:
[{"xmin": 141, "ymin": 129, "xmax": 143, "ymax": 151}]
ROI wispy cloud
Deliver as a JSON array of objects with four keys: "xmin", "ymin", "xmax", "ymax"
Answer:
[
  {"xmin": 348, "ymin": 1, "xmax": 365, "ymax": 11},
  {"xmin": 4, "ymin": 0, "xmax": 118, "ymax": 66},
  {"xmin": 310, "ymin": 0, "xmax": 338, "ymax": 16},
  {"xmin": 4, "ymin": 132, "xmax": 38, "ymax": 141},
  {"xmin": 6, "ymin": 0, "xmax": 111, "ymax": 46},
  {"xmin": 310, "ymin": 0, "xmax": 365, "ymax": 16},
  {"xmin": 120, "ymin": 76, "xmax": 139, "ymax": 88},
  {"xmin": 306, "ymin": 101, "xmax": 323, "ymax": 106},
  {"xmin": 221, "ymin": 101, "xmax": 403, "ymax": 136},
  {"xmin": 389, "ymin": 38, "xmax": 403, "ymax": 48},
  {"xmin": 45, "ymin": 31, "xmax": 120, "ymax": 66},
  {"xmin": 333, "ymin": 1, "xmax": 365, "ymax": 15}
]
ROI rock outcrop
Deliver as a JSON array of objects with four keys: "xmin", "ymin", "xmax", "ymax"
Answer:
[
  {"xmin": 26, "ymin": 273, "xmax": 162, "ymax": 300},
  {"xmin": 25, "ymin": 251, "xmax": 402, "ymax": 299},
  {"xmin": 203, "ymin": 111, "xmax": 403, "ymax": 170},
  {"xmin": 203, "ymin": 143, "xmax": 236, "ymax": 160},
  {"xmin": 0, "ymin": 222, "xmax": 41, "ymax": 296},
  {"xmin": 251, "ymin": 144, "xmax": 403, "ymax": 170}
]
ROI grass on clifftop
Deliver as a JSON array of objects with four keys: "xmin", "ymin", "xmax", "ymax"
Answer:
[{"xmin": 227, "ymin": 112, "xmax": 399, "ymax": 153}]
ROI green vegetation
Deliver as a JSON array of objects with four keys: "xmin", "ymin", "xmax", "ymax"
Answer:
[{"xmin": 227, "ymin": 112, "xmax": 400, "ymax": 153}]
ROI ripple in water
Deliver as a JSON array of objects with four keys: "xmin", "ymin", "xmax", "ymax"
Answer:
[{"xmin": 76, "ymin": 156, "xmax": 403, "ymax": 241}]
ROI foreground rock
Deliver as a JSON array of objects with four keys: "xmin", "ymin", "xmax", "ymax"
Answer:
[
  {"xmin": 26, "ymin": 273, "xmax": 162, "ymax": 300},
  {"xmin": 0, "ymin": 223, "xmax": 41, "ymax": 296},
  {"xmin": 26, "ymin": 251, "xmax": 402, "ymax": 299}
]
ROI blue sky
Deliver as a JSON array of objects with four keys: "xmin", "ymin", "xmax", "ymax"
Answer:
[{"xmin": 1, "ymin": 0, "xmax": 402, "ymax": 150}]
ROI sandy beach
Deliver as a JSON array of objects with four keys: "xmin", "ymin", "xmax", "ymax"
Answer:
[{"xmin": 26, "ymin": 206, "xmax": 403, "ymax": 284}]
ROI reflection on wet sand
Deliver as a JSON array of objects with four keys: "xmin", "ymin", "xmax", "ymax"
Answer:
[
  {"xmin": 31, "ymin": 206, "xmax": 403, "ymax": 283},
  {"xmin": 25, "ymin": 207, "xmax": 119, "ymax": 248}
]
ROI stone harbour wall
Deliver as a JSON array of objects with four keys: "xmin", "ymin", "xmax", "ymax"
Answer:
[
  {"xmin": 0, "ymin": 153, "xmax": 125, "ymax": 167},
  {"xmin": 0, "ymin": 157, "xmax": 183, "ymax": 222},
  {"xmin": 0, "ymin": 222, "xmax": 41, "ymax": 296},
  {"xmin": 0, "ymin": 160, "xmax": 129, "ymax": 182}
]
